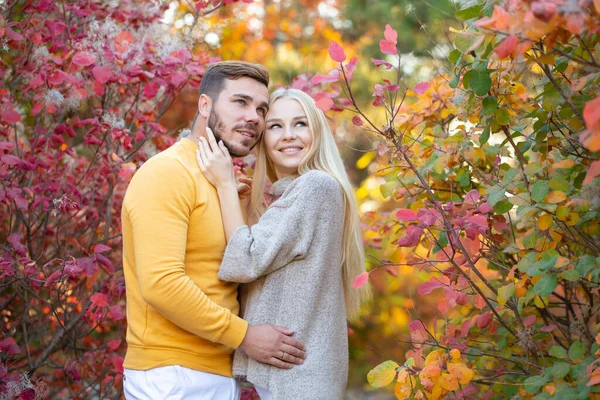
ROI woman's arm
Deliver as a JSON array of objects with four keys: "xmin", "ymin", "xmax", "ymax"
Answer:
[{"xmin": 196, "ymin": 128, "xmax": 246, "ymax": 241}]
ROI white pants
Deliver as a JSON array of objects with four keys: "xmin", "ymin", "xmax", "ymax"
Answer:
[
  {"xmin": 255, "ymin": 385, "xmax": 273, "ymax": 400},
  {"xmin": 124, "ymin": 365, "xmax": 240, "ymax": 400}
]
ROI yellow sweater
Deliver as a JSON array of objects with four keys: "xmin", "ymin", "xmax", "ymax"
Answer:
[{"xmin": 121, "ymin": 138, "xmax": 248, "ymax": 377}]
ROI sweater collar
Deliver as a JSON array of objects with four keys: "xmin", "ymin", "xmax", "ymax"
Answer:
[{"xmin": 268, "ymin": 174, "xmax": 300, "ymax": 197}]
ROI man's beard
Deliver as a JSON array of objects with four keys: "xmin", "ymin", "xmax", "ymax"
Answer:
[{"xmin": 207, "ymin": 110, "xmax": 259, "ymax": 157}]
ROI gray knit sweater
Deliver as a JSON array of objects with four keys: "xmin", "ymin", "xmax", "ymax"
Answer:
[{"xmin": 218, "ymin": 170, "xmax": 348, "ymax": 400}]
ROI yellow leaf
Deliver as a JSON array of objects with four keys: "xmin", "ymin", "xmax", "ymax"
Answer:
[
  {"xmin": 439, "ymin": 372, "xmax": 459, "ymax": 391},
  {"xmin": 424, "ymin": 349, "xmax": 446, "ymax": 366},
  {"xmin": 538, "ymin": 214, "xmax": 553, "ymax": 231},
  {"xmin": 537, "ymin": 53, "xmax": 555, "ymax": 65},
  {"xmin": 356, "ymin": 152, "xmax": 375, "ymax": 169},
  {"xmin": 449, "ymin": 349, "xmax": 461, "ymax": 362},
  {"xmin": 551, "ymin": 159, "xmax": 575, "ymax": 170},
  {"xmin": 367, "ymin": 360, "xmax": 399, "ymax": 388},
  {"xmin": 448, "ymin": 362, "xmax": 475, "ymax": 385},
  {"xmin": 565, "ymin": 212, "xmax": 579, "ymax": 226},
  {"xmin": 394, "ymin": 369, "xmax": 413, "ymax": 399},
  {"xmin": 547, "ymin": 191, "xmax": 567, "ymax": 203},
  {"xmin": 534, "ymin": 295, "xmax": 546, "ymax": 308}
]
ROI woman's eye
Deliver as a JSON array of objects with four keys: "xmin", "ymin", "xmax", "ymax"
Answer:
[
  {"xmin": 268, "ymin": 124, "xmax": 281, "ymax": 129},
  {"xmin": 296, "ymin": 121, "xmax": 307, "ymax": 127}
]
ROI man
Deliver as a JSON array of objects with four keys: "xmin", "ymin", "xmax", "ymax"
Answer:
[{"xmin": 121, "ymin": 61, "xmax": 306, "ymax": 399}]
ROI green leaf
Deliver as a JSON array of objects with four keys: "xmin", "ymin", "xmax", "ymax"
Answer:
[
  {"xmin": 449, "ymin": 74, "xmax": 460, "ymax": 88},
  {"xmin": 549, "ymin": 176, "xmax": 570, "ymax": 192},
  {"xmin": 470, "ymin": 69, "xmax": 492, "ymax": 96},
  {"xmin": 497, "ymin": 283, "xmax": 515, "ymax": 306},
  {"xmin": 367, "ymin": 360, "xmax": 399, "ymax": 388},
  {"xmin": 531, "ymin": 180, "xmax": 550, "ymax": 202},
  {"xmin": 493, "ymin": 199, "xmax": 513, "ymax": 214},
  {"xmin": 487, "ymin": 188, "xmax": 506, "ymax": 206},
  {"xmin": 482, "ymin": 96, "xmax": 498, "ymax": 115},
  {"xmin": 524, "ymin": 375, "xmax": 549, "ymax": 393},
  {"xmin": 495, "ymin": 108, "xmax": 510, "ymax": 124},
  {"xmin": 404, "ymin": 357, "xmax": 414, "ymax": 367},
  {"xmin": 549, "ymin": 345, "xmax": 566, "ymax": 359},
  {"xmin": 575, "ymin": 255, "xmax": 596, "ymax": 276},
  {"xmin": 568, "ymin": 341, "xmax": 586, "ymax": 360},
  {"xmin": 455, "ymin": 5, "xmax": 483, "ymax": 20},
  {"xmin": 448, "ymin": 49, "xmax": 461, "ymax": 64},
  {"xmin": 525, "ymin": 162, "xmax": 544, "ymax": 175},
  {"xmin": 479, "ymin": 124, "xmax": 490, "ymax": 145},
  {"xmin": 534, "ymin": 274, "xmax": 557, "ymax": 296},
  {"xmin": 561, "ymin": 269, "xmax": 580, "ymax": 282},
  {"xmin": 550, "ymin": 362, "xmax": 571, "ymax": 380}
]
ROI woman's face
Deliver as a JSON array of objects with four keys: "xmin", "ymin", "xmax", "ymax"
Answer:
[{"xmin": 264, "ymin": 98, "xmax": 313, "ymax": 179}]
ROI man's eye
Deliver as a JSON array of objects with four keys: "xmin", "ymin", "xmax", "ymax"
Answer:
[
  {"xmin": 258, "ymin": 108, "xmax": 266, "ymax": 115},
  {"xmin": 236, "ymin": 99, "xmax": 245, "ymax": 105}
]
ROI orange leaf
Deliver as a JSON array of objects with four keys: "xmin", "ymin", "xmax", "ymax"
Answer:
[
  {"xmin": 538, "ymin": 214, "xmax": 553, "ymax": 230},
  {"xmin": 547, "ymin": 191, "xmax": 567, "ymax": 204},
  {"xmin": 566, "ymin": 13, "xmax": 585, "ymax": 35},
  {"xmin": 595, "ymin": 0, "xmax": 600, "ymax": 13},
  {"xmin": 583, "ymin": 161, "xmax": 600, "ymax": 185},
  {"xmin": 114, "ymin": 31, "xmax": 134, "ymax": 54},
  {"xmin": 447, "ymin": 362, "xmax": 475, "ymax": 385}
]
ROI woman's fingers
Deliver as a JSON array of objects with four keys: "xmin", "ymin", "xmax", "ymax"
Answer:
[
  {"xmin": 218, "ymin": 140, "xmax": 231, "ymax": 159},
  {"xmin": 196, "ymin": 150, "xmax": 205, "ymax": 171},
  {"xmin": 206, "ymin": 127, "xmax": 221, "ymax": 155}
]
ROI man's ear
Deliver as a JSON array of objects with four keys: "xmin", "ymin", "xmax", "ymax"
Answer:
[{"xmin": 198, "ymin": 94, "xmax": 212, "ymax": 119}]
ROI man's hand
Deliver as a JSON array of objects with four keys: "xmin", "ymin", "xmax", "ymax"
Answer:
[{"xmin": 240, "ymin": 324, "xmax": 306, "ymax": 369}]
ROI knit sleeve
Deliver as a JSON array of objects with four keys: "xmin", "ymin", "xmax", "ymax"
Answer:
[{"xmin": 218, "ymin": 171, "xmax": 343, "ymax": 283}]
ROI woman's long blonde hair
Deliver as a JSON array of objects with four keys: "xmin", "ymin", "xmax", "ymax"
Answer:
[{"xmin": 250, "ymin": 88, "xmax": 370, "ymax": 318}]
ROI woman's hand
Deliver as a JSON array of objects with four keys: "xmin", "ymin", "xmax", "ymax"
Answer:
[
  {"xmin": 196, "ymin": 128, "xmax": 236, "ymax": 189},
  {"xmin": 237, "ymin": 177, "xmax": 253, "ymax": 200}
]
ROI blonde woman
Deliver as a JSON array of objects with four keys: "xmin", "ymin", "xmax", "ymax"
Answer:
[{"xmin": 196, "ymin": 88, "xmax": 369, "ymax": 399}]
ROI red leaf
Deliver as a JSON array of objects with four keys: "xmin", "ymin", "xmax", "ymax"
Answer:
[
  {"xmin": 1, "ymin": 154, "xmax": 21, "ymax": 166},
  {"xmin": 494, "ymin": 35, "xmax": 518, "ymax": 59},
  {"xmin": 169, "ymin": 71, "xmax": 187, "ymax": 87},
  {"xmin": 1, "ymin": 109, "xmax": 21, "ymax": 124},
  {"xmin": 311, "ymin": 73, "xmax": 339, "ymax": 85},
  {"xmin": 44, "ymin": 270, "xmax": 63, "ymax": 287},
  {"xmin": 107, "ymin": 339, "xmax": 122, "ymax": 351},
  {"xmin": 92, "ymin": 66, "xmax": 111, "ymax": 83},
  {"xmin": 465, "ymin": 189, "xmax": 480, "ymax": 204},
  {"xmin": 315, "ymin": 97, "xmax": 334, "ymax": 112},
  {"xmin": 379, "ymin": 40, "xmax": 397, "ymax": 55},
  {"xmin": 540, "ymin": 324, "xmax": 557, "ymax": 333},
  {"xmin": 371, "ymin": 58, "xmax": 393, "ymax": 69},
  {"xmin": 417, "ymin": 208, "xmax": 440, "ymax": 227},
  {"xmin": 352, "ymin": 272, "xmax": 369, "ymax": 289},
  {"xmin": 0, "ymin": 141, "xmax": 15, "ymax": 151},
  {"xmin": 6, "ymin": 28, "xmax": 24, "ymax": 42},
  {"xmin": 523, "ymin": 315, "xmax": 536, "ymax": 326},
  {"xmin": 384, "ymin": 24, "xmax": 397, "ymax": 45},
  {"xmin": 417, "ymin": 278, "xmax": 443, "ymax": 295},
  {"xmin": 109, "ymin": 305, "xmax": 125, "ymax": 321},
  {"xmin": 396, "ymin": 209, "xmax": 418, "ymax": 222},
  {"xmin": 583, "ymin": 160, "xmax": 600, "ymax": 185},
  {"xmin": 328, "ymin": 40, "xmax": 346, "ymax": 63},
  {"xmin": 566, "ymin": 13, "xmax": 585, "ymax": 35},
  {"xmin": 94, "ymin": 244, "xmax": 111, "ymax": 253},
  {"xmin": 531, "ymin": 2, "xmax": 557, "ymax": 22},
  {"xmin": 397, "ymin": 225, "xmax": 423, "ymax": 247},
  {"xmin": 345, "ymin": 57, "xmax": 358, "ymax": 80},
  {"xmin": 72, "ymin": 51, "xmax": 97, "ymax": 67},
  {"xmin": 114, "ymin": 31, "xmax": 134, "ymax": 54},
  {"xmin": 468, "ymin": 215, "xmax": 488, "ymax": 228},
  {"xmin": 351, "ymin": 116, "xmax": 364, "ymax": 126},
  {"xmin": 90, "ymin": 292, "xmax": 108, "ymax": 307},
  {"xmin": 477, "ymin": 312, "xmax": 492, "ymax": 328},
  {"xmin": 413, "ymin": 82, "xmax": 430, "ymax": 94},
  {"xmin": 112, "ymin": 356, "xmax": 124, "ymax": 373},
  {"xmin": 0, "ymin": 338, "xmax": 21, "ymax": 355}
]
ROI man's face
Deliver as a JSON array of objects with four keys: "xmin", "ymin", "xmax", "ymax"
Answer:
[{"xmin": 207, "ymin": 77, "xmax": 269, "ymax": 157}]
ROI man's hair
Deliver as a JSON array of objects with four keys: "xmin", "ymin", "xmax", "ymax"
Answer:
[
  {"xmin": 200, "ymin": 61, "xmax": 269, "ymax": 100},
  {"xmin": 192, "ymin": 61, "xmax": 269, "ymax": 129}
]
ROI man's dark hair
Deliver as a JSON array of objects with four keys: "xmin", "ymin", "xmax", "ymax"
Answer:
[{"xmin": 192, "ymin": 61, "xmax": 270, "ymax": 129}]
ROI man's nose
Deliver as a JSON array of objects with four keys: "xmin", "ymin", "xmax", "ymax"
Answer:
[{"xmin": 245, "ymin": 108, "xmax": 261, "ymax": 124}]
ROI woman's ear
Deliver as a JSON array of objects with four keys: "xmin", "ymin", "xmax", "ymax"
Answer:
[{"xmin": 198, "ymin": 94, "xmax": 212, "ymax": 119}]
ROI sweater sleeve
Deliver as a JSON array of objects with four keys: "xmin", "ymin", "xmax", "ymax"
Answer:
[
  {"xmin": 126, "ymin": 156, "xmax": 248, "ymax": 349},
  {"xmin": 218, "ymin": 171, "xmax": 343, "ymax": 283}
]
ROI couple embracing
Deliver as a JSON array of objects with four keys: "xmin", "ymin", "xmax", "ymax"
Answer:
[{"xmin": 121, "ymin": 61, "xmax": 370, "ymax": 400}]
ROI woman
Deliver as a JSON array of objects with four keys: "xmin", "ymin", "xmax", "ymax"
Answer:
[{"xmin": 196, "ymin": 88, "xmax": 369, "ymax": 399}]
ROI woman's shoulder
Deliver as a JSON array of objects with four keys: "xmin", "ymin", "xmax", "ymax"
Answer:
[{"xmin": 296, "ymin": 170, "xmax": 341, "ymax": 192}]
